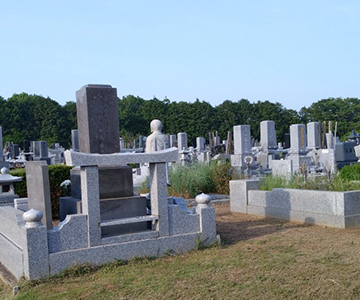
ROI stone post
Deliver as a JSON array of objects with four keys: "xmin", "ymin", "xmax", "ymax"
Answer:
[
  {"xmin": 195, "ymin": 193, "xmax": 216, "ymax": 243},
  {"xmin": 26, "ymin": 161, "xmax": 53, "ymax": 230},
  {"xmin": 23, "ymin": 209, "xmax": 49, "ymax": 279},
  {"xmin": 149, "ymin": 162, "xmax": 169, "ymax": 236},
  {"xmin": 80, "ymin": 165, "xmax": 101, "ymax": 246},
  {"xmin": 230, "ymin": 179, "xmax": 260, "ymax": 213}
]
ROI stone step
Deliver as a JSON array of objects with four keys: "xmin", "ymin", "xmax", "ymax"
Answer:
[{"xmin": 101, "ymin": 215, "xmax": 158, "ymax": 227}]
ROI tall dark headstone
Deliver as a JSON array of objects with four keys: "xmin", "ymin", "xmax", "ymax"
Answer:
[
  {"xmin": 76, "ymin": 84, "xmax": 120, "ymax": 154},
  {"xmin": 23, "ymin": 140, "xmax": 30, "ymax": 153},
  {"xmin": 63, "ymin": 84, "xmax": 145, "ymax": 235}
]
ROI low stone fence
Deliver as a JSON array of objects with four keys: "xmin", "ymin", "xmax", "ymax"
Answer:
[
  {"xmin": 230, "ymin": 179, "xmax": 360, "ymax": 228},
  {"xmin": 0, "ymin": 148, "xmax": 217, "ymax": 280}
]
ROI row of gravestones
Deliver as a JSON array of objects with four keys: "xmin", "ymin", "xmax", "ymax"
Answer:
[
  {"xmin": 231, "ymin": 120, "xmax": 358, "ymax": 176},
  {"xmin": 0, "ymin": 128, "xmax": 64, "ymax": 166}
]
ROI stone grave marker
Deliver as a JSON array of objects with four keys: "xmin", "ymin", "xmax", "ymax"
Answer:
[
  {"xmin": 260, "ymin": 120, "xmax": 277, "ymax": 150},
  {"xmin": 307, "ymin": 122, "xmax": 321, "ymax": 149},
  {"xmin": 177, "ymin": 132, "xmax": 188, "ymax": 152},
  {"xmin": 76, "ymin": 84, "xmax": 120, "ymax": 154},
  {"xmin": 71, "ymin": 129, "xmax": 79, "ymax": 152}
]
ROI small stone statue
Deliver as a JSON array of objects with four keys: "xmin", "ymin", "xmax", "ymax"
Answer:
[
  {"xmin": 145, "ymin": 119, "xmax": 170, "ymax": 187},
  {"xmin": 145, "ymin": 119, "xmax": 168, "ymax": 153}
]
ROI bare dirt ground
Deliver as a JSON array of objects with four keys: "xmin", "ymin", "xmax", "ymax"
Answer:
[{"xmin": 215, "ymin": 201, "xmax": 360, "ymax": 244}]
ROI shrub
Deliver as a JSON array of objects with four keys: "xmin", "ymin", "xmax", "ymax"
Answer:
[{"xmin": 339, "ymin": 163, "xmax": 360, "ymax": 181}]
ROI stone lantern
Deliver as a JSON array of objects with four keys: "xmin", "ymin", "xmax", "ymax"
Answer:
[{"xmin": 0, "ymin": 167, "xmax": 22, "ymax": 206}]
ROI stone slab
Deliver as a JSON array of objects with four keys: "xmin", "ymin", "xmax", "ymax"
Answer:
[
  {"xmin": 247, "ymin": 205, "xmax": 346, "ymax": 228},
  {"xmin": 49, "ymin": 232, "xmax": 203, "ymax": 276},
  {"xmin": 98, "ymin": 166, "xmax": 133, "ymax": 198},
  {"xmin": 230, "ymin": 179, "xmax": 260, "ymax": 213},
  {"xmin": 168, "ymin": 205, "xmax": 199, "ymax": 235},
  {"xmin": 64, "ymin": 147, "xmax": 179, "ymax": 167},
  {"xmin": 48, "ymin": 214, "xmax": 88, "ymax": 253},
  {"xmin": 59, "ymin": 196, "xmax": 82, "ymax": 221},
  {"xmin": 0, "ymin": 206, "xmax": 26, "ymax": 248},
  {"xmin": 25, "ymin": 161, "xmax": 53, "ymax": 229},
  {"xmin": 0, "ymin": 234, "xmax": 23, "ymax": 280},
  {"xmin": 76, "ymin": 84, "xmax": 120, "ymax": 154},
  {"xmin": 70, "ymin": 166, "xmax": 134, "ymax": 200},
  {"xmin": 100, "ymin": 196, "xmax": 147, "ymax": 236}
]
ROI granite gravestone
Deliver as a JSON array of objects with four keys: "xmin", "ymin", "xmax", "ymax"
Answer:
[
  {"xmin": 260, "ymin": 121, "xmax": 277, "ymax": 150},
  {"xmin": 196, "ymin": 137, "xmax": 206, "ymax": 152},
  {"xmin": 177, "ymin": 132, "xmax": 188, "ymax": 152},
  {"xmin": 231, "ymin": 125, "xmax": 253, "ymax": 168},
  {"xmin": 76, "ymin": 85, "xmax": 120, "ymax": 154},
  {"xmin": 290, "ymin": 124, "xmax": 306, "ymax": 153},
  {"xmin": 169, "ymin": 135, "xmax": 177, "ymax": 148},
  {"xmin": 307, "ymin": 122, "xmax": 321, "ymax": 150},
  {"xmin": 71, "ymin": 129, "xmax": 79, "ymax": 152},
  {"xmin": 233, "ymin": 125, "xmax": 251, "ymax": 155}
]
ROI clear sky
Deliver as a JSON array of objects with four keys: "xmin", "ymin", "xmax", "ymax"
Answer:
[{"xmin": 1, "ymin": 1, "xmax": 359, "ymax": 112}]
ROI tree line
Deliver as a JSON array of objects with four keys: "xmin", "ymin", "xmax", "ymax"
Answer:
[{"xmin": 1, "ymin": 93, "xmax": 359, "ymax": 148}]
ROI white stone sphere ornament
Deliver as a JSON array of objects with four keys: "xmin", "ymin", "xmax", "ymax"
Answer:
[
  {"xmin": 23, "ymin": 209, "xmax": 43, "ymax": 228},
  {"xmin": 1, "ymin": 167, "xmax": 9, "ymax": 175},
  {"xmin": 195, "ymin": 193, "xmax": 211, "ymax": 208}
]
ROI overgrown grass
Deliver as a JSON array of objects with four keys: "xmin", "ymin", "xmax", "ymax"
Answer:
[
  {"xmin": 168, "ymin": 161, "xmax": 238, "ymax": 198},
  {"xmin": 260, "ymin": 170, "xmax": 360, "ymax": 192}
]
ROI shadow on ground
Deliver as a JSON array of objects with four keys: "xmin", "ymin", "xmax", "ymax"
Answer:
[{"xmin": 214, "ymin": 203, "xmax": 311, "ymax": 246}]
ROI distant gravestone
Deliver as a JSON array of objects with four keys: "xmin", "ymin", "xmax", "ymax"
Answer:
[
  {"xmin": 284, "ymin": 133, "xmax": 290, "ymax": 149},
  {"xmin": 169, "ymin": 135, "xmax": 177, "ymax": 147},
  {"xmin": 196, "ymin": 137, "xmax": 206, "ymax": 152},
  {"xmin": 307, "ymin": 122, "xmax": 321, "ymax": 149},
  {"xmin": 177, "ymin": 133, "xmax": 188, "ymax": 152},
  {"xmin": 290, "ymin": 124, "xmax": 306, "ymax": 152},
  {"xmin": 138, "ymin": 136, "xmax": 146, "ymax": 149},
  {"xmin": 32, "ymin": 141, "xmax": 40, "ymax": 157},
  {"xmin": 71, "ymin": 129, "xmax": 79, "ymax": 152},
  {"xmin": 260, "ymin": 121, "xmax": 277, "ymax": 150},
  {"xmin": 12, "ymin": 144, "xmax": 20, "ymax": 158},
  {"xmin": 119, "ymin": 137, "xmax": 125, "ymax": 150},
  {"xmin": 233, "ymin": 125, "xmax": 251, "ymax": 155},
  {"xmin": 23, "ymin": 140, "xmax": 30, "ymax": 153},
  {"xmin": 76, "ymin": 84, "xmax": 120, "ymax": 154},
  {"xmin": 39, "ymin": 141, "xmax": 48, "ymax": 158}
]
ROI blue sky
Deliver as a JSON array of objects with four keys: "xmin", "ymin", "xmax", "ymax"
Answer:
[{"xmin": 1, "ymin": 1, "xmax": 359, "ymax": 111}]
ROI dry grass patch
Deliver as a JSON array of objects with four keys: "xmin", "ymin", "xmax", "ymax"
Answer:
[{"xmin": 3, "ymin": 202, "xmax": 360, "ymax": 299}]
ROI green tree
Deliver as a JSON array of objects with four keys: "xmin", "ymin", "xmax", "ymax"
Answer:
[{"xmin": 118, "ymin": 95, "xmax": 148, "ymax": 138}]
